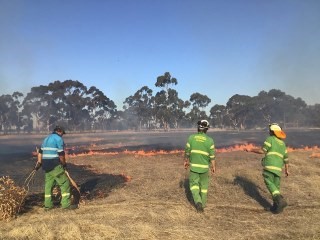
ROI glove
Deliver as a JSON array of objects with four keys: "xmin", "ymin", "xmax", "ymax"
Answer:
[{"xmin": 34, "ymin": 162, "xmax": 42, "ymax": 171}]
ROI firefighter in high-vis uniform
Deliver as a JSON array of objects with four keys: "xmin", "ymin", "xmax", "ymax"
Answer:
[
  {"xmin": 262, "ymin": 123, "xmax": 289, "ymax": 214},
  {"xmin": 184, "ymin": 120, "xmax": 215, "ymax": 212},
  {"xmin": 35, "ymin": 126, "xmax": 77, "ymax": 210}
]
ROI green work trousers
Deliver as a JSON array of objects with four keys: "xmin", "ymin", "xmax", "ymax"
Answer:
[
  {"xmin": 189, "ymin": 171, "xmax": 209, "ymax": 207},
  {"xmin": 44, "ymin": 165, "xmax": 71, "ymax": 209},
  {"xmin": 263, "ymin": 170, "xmax": 281, "ymax": 198}
]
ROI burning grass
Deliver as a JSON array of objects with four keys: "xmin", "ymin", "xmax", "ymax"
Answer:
[{"xmin": 0, "ymin": 176, "xmax": 27, "ymax": 221}]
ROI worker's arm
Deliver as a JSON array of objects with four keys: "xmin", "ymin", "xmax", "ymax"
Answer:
[
  {"xmin": 247, "ymin": 148, "xmax": 264, "ymax": 154},
  {"xmin": 35, "ymin": 148, "xmax": 43, "ymax": 170},
  {"xmin": 58, "ymin": 151, "xmax": 67, "ymax": 168},
  {"xmin": 284, "ymin": 163, "xmax": 289, "ymax": 177},
  {"xmin": 184, "ymin": 157, "xmax": 190, "ymax": 169},
  {"xmin": 210, "ymin": 160, "xmax": 216, "ymax": 174}
]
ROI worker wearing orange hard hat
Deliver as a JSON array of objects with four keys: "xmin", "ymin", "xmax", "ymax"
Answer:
[{"xmin": 261, "ymin": 123, "xmax": 289, "ymax": 214}]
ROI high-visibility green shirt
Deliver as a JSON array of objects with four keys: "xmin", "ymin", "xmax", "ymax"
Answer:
[
  {"xmin": 262, "ymin": 135, "xmax": 289, "ymax": 176},
  {"xmin": 185, "ymin": 132, "xmax": 215, "ymax": 173}
]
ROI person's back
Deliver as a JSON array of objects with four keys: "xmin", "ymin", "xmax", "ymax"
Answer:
[
  {"xmin": 184, "ymin": 120, "xmax": 216, "ymax": 213},
  {"xmin": 41, "ymin": 132, "xmax": 64, "ymax": 172},
  {"xmin": 261, "ymin": 123, "xmax": 289, "ymax": 214},
  {"xmin": 35, "ymin": 126, "xmax": 77, "ymax": 210},
  {"xmin": 262, "ymin": 135, "xmax": 288, "ymax": 177},
  {"xmin": 187, "ymin": 132, "xmax": 214, "ymax": 174}
]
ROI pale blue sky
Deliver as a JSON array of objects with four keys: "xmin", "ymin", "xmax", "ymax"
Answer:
[{"xmin": 1, "ymin": 0, "xmax": 319, "ymax": 109}]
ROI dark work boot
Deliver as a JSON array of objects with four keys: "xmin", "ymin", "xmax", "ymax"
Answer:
[
  {"xmin": 277, "ymin": 195, "xmax": 287, "ymax": 211},
  {"xmin": 272, "ymin": 195, "xmax": 287, "ymax": 214},
  {"xmin": 270, "ymin": 201, "xmax": 277, "ymax": 213},
  {"xmin": 195, "ymin": 202, "xmax": 204, "ymax": 213}
]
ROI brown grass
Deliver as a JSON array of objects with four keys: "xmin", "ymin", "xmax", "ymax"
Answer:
[
  {"xmin": 1, "ymin": 150, "xmax": 320, "ymax": 240},
  {"xmin": 0, "ymin": 176, "xmax": 27, "ymax": 221}
]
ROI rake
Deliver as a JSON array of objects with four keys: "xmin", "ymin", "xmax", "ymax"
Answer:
[{"xmin": 16, "ymin": 169, "xmax": 37, "ymax": 213}]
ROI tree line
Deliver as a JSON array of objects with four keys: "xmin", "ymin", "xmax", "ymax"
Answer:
[{"xmin": 1, "ymin": 72, "xmax": 319, "ymax": 134}]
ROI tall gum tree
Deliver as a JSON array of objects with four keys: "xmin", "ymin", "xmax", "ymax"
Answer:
[
  {"xmin": 188, "ymin": 92, "xmax": 211, "ymax": 124},
  {"xmin": 154, "ymin": 72, "xmax": 178, "ymax": 130},
  {"xmin": 123, "ymin": 86, "xmax": 154, "ymax": 130}
]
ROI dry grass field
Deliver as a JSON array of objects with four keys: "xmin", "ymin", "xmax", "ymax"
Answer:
[
  {"xmin": 1, "ymin": 130, "xmax": 320, "ymax": 240},
  {"xmin": 1, "ymin": 147, "xmax": 320, "ymax": 239}
]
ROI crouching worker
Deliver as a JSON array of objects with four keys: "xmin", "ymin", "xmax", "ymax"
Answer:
[
  {"xmin": 184, "ymin": 120, "xmax": 216, "ymax": 213},
  {"xmin": 34, "ymin": 126, "xmax": 78, "ymax": 211},
  {"xmin": 260, "ymin": 123, "xmax": 289, "ymax": 214}
]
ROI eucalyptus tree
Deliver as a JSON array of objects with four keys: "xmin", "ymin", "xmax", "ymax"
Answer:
[
  {"xmin": 46, "ymin": 80, "xmax": 90, "ymax": 131},
  {"xmin": 166, "ymin": 89, "xmax": 189, "ymax": 128},
  {"xmin": 226, "ymin": 94, "xmax": 252, "ymax": 129},
  {"xmin": 0, "ymin": 92, "xmax": 23, "ymax": 133},
  {"xmin": 22, "ymin": 80, "xmax": 117, "ymax": 132},
  {"xmin": 278, "ymin": 95, "xmax": 307, "ymax": 128},
  {"xmin": 305, "ymin": 104, "xmax": 320, "ymax": 127},
  {"xmin": 187, "ymin": 92, "xmax": 211, "ymax": 124},
  {"xmin": 123, "ymin": 86, "xmax": 154, "ymax": 130},
  {"xmin": 22, "ymin": 85, "xmax": 52, "ymax": 132},
  {"xmin": 154, "ymin": 72, "xmax": 178, "ymax": 130},
  {"xmin": 155, "ymin": 72, "xmax": 178, "ymax": 95},
  {"xmin": 209, "ymin": 104, "xmax": 227, "ymax": 128},
  {"xmin": 154, "ymin": 90, "xmax": 169, "ymax": 130},
  {"xmin": 253, "ymin": 91, "xmax": 274, "ymax": 125},
  {"xmin": 253, "ymin": 89, "xmax": 307, "ymax": 128},
  {"xmin": 264, "ymin": 89, "xmax": 288, "ymax": 125},
  {"xmin": 87, "ymin": 86, "xmax": 117, "ymax": 130}
]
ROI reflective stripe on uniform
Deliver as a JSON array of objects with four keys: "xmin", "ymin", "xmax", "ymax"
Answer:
[
  {"xmin": 42, "ymin": 147, "xmax": 59, "ymax": 151},
  {"xmin": 186, "ymin": 143, "xmax": 190, "ymax": 148},
  {"xmin": 191, "ymin": 150, "xmax": 209, "ymax": 156},
  {"xmin": 272, "ymin": 190, "xmax": 280, "ymax": 196},
  {"xmin": 201, "ymin": 189, "xmax": 208, "ymax": 193},
  {"xmin": 267, "ymin": 151, "xmax": 284, "ymax": 158},
  {"xmin": 190, "ymin": 163, "xmax": 209, "ymax": 169},
  {"xmin": 45, "ymin": 194, "xmax": 51, "ymax": 198},
  {"xmin": 190, "ymin": 186, "xmax": 199, "ymax": 190},
  {"xmin": 264, "ymin": 141, "xmax": 271, "ymax": 147},
  {"xmin": 61, "ymin": 193, "xmax": 70, "ymax": 197},
  {"xmin": 264, "ymin": 166, "xmax": 282, "ymax": 172},
  {"xmin": 43, "ymin": 154, "xmax": 59, "ymax": 158}
]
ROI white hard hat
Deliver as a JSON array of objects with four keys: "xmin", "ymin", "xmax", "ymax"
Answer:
[{"xmin": 197, "ymin": 120, "xmax": 210, "ymax": 129}]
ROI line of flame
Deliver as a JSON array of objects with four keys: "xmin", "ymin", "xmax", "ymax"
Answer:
[{"xmin": 31, "ymin": 144, "xmax": 320, "ymax": 158}]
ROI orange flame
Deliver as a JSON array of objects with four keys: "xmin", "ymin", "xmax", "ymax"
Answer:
[
  {"xmin": 310, "ymin": 152, "xmax": 320, "ymax": 158},
  {"xmin": 32, "ymin": 144, "xmax": 320, "ymax": 158},
  {"xmin": 216, "ymin": 143, "xmax": 257, "ymax": 153},
  {"xmin": 68, "ymin": 149, "xmax": 183, "ymax": 158}
]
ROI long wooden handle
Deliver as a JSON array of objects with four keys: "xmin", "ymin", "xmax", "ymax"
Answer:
[{"xmin": 65, "ymin": 170, "xmax": 80, "ymax": 193}]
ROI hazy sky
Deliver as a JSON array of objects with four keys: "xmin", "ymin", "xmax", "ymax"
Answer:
[{"xmin": 1, "ymin": 0, "xmax": 319, "ymax": 109}]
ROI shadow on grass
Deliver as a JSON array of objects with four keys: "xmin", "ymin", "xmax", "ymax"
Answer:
[
  {"xmin": 21, "ymin": 163, "xmax": 128, "ymax": 213},
  {"xmin": 179, "ymin": 172, "xmax": 194, "ymax": 205},
  {"xmin": 233, "ymin": 175, "xmax": 271, "ymax": 210}
]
